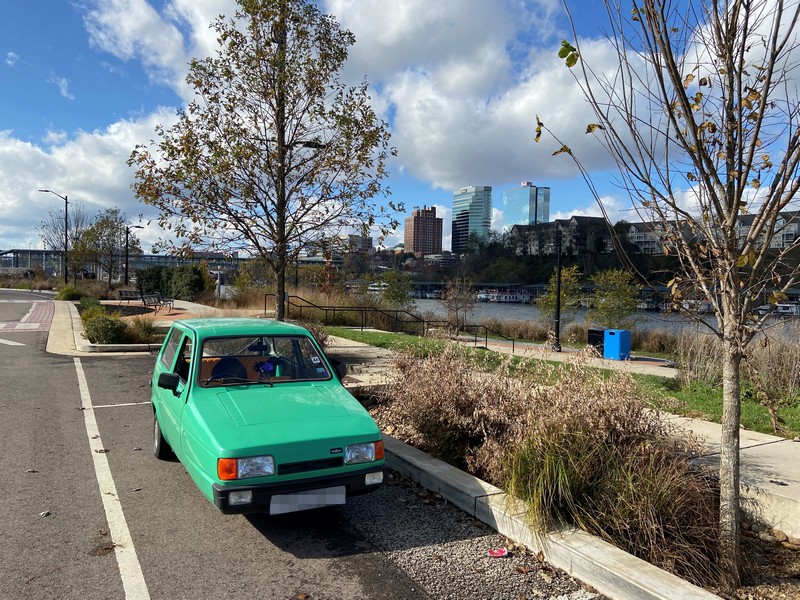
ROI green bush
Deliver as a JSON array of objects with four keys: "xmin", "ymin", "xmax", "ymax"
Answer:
[
  {"xmin": 84, "ymin": 313, "xmax": 129, "ymax": 344},
  {"xmin": 79, "ymin": 296, "xmax": 101, "ymax": 310},
  {"xmin": 126, "ymin": 314, "xmax": 159, "ymax": 343},
  {"xmin": 137, "ymin": 265, "xmax": 171, "ymax": 296},
  {"xmin": 170, "ymin": 265, "xmax": 212, "ymax": 301},
  {"xmin": 80, "ymin": 305, "xmax": 107, "ymax": 326},
  {"xmin": 56, "ymin": 285, "xmax": 82, "ymax": 300}
]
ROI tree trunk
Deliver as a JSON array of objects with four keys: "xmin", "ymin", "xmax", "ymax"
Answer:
[
  {"xmin": 276, "ymin": 259, "xmax": 286, "ymax": 321},
  {"xmin": 719, "ymin": 333, "xmax": 742, "ymax": 590}
]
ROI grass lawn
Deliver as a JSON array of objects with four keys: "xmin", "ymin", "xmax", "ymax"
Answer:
[{"xmin": 327, "ymin": 326, "xmax": 800, "ymax": 439}]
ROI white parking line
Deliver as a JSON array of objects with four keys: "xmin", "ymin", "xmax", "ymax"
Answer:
[
  {"xmin": 93, "ymin": 401, "xmax": 151, "ymax": 409},
  {"xmin": 74, "ymin": 358, "xmax": 150, "ymax": 600},
  {"xmin": 0, "ymin": 338, "xmax": 25, "ymax": 346}
]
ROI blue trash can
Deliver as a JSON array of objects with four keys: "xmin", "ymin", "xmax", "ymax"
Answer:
[{"xmin": 603, "ymin": 329, "xmax": 630, "ymax": 361}]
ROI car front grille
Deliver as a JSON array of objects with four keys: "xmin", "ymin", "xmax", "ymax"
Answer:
[{"xmin": 278, "ymin": 457, "xmax": 343, "ymax": 476}]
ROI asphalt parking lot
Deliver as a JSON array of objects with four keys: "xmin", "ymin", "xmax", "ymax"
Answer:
[{"xmin": 0, "ymin": 291, "xmax": 600, "ymax": 600}]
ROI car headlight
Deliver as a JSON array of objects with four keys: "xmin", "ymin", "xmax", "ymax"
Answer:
[
  {"xmin": 217, "ymin": 455, "xmax": 275, "ymax": 480},
  {"xmin": 345, "ymin": 441, "xmax": 384, "ymax": 465}
]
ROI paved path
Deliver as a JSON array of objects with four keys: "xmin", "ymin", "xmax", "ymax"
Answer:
[{"xmin": 0, "ymin": 299, "xmax": 54, "ymax": 333}]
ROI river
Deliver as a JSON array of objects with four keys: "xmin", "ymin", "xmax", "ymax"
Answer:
[{"xmin": 410, "ymin": 299, "xmax": 798, "ymax": 336}]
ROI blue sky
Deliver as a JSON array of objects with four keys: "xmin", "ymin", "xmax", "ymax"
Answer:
[{"xmin": 1, "ymin": 0, "xmax": 629, "ymax": 253}]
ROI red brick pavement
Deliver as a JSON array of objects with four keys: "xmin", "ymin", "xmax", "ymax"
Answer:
[{"xmin": 0, "ymin": 300, "xmax": 54, "ymax": 332}]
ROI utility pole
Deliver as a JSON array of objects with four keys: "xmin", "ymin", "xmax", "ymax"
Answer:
[{"xmin": 552, "ymin": 226, "xmax": 562, "ymax": 352}]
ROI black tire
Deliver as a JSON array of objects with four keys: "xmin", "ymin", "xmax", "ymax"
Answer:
[{"xmin": 153, "ymin": 412, "xmax": 173, "ymax": 460}]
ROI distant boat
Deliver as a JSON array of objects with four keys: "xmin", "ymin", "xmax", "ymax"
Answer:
[
  {"xmin": 755, "ymin": 303, "xmax": 800, "ymax": 317},
  {"xmin": 681, "ymin": 299, "xmax": 713, "ymax": 313},
  {"xmin": 476, "ymin": 289, "xmax": 531, "ymax": 304},
  {"xmin": 367, "ymin": 282, "xmax": 389, "ymax": 294}
]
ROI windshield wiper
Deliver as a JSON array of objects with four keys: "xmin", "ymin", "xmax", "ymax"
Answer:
[{"xmin": 201, "ymin": 376, "xmax": 253, "ymax": 385}]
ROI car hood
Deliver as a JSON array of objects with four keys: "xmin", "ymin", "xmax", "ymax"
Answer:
[{"xmin": 216, "ymin": 383, "xmax": 356, "ymax": 427}]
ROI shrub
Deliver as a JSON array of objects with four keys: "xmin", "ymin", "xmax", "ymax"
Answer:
[
  {"xmin": 127, "ymin": 314, "xmax": 160, "ymax": 343},
  {"xmin": 79, "ymin": 296, "xmax": 101, "ymax": 310},
  {"xmin": 742, "ymin": 329, "xmax": 800, "ymax": 433},
  {"xmin": 80, "ymin": 305, "xmax": 107, "ymax": 326},
  {"xmin": 677, "ymin": 329, "xmax": 722, "ymax": 387},
  {"xmin": 478, "ymin": 317, "xmax": 550, "ymax": 342},
  {"xmin": 56, "ymin": 285, "xmax": 82, "ymax": 300},
  {"xmin": 170, "ymin": 265, "xmax": 213, "ymax": 301},
  {"xmin": 84, "ymin": 313, "xmax": 129, "ymax": 344},
  {"xmin": 631, "ymin": 328, "xmax": 678, "ymax": 354},
  {"xmin": 375, "ymin": 345, "xmax": 721, "ymax": 586},
  {"xmin": 137, "ymin": 265, "xmax": 171, "ymax": 295},
  {"xmin": 562, "ymin": 322, "xmax": 586, "ymax": 347}
]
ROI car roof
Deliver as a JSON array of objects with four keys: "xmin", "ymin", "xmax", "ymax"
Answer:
[{"xmin": 172, "ymin": 318, "xmax": 312, "ymax": 339}]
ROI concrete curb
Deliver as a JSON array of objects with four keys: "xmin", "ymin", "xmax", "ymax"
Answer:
[
  {"xmin": 384, "ymin": 436, "xmax": 721, "ymax": 600},
  {"xmin": 63, "ymin": 301, "xmax": 163, "ymax": 354}
]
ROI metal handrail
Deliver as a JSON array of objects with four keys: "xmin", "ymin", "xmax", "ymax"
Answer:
[{"xmin": 268, "ymin": 293, "xmax": 517, "ymax": 352}]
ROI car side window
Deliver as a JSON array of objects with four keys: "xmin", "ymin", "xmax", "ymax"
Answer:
[
  {"xmin": 295, "ymin": 338, "xmax": 330, "ymax": 379},
  {"xmin": 176, "ymin": 337, "xmax": 193, "ymax": 382},
  {"xmin": 159, "ymin": 328, "xmax": 182, "ymax": 370}
]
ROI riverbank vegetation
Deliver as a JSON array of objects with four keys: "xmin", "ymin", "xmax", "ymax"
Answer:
[
  {"xmin": 371, "ymin": 344, "xmax": 722, "ymax": 587},
  {"xmin": 326, "ymin": 326, "xmax": 800, "ymax": 439}
]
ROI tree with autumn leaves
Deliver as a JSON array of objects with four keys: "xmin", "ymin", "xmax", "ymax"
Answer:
[{"xmin": 129, "ymin": 0, "xmax": 400, "ymax": 320}]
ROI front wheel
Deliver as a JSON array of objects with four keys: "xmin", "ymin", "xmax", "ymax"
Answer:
[{"xmin": 153, "ymin": 412, "xmax": 173, "ymax": 459}]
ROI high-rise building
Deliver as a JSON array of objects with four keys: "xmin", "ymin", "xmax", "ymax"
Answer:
[
  {"xmin": 452, "ymin": 186, "xmax": 492, "ymax": 254},
  {"xmin": 404, "ymin": 205, "xmax": 443, "ymax": 256},
  {"xmin": 502, "ymin": 182, "xmax": 550, "ymax": 232}
]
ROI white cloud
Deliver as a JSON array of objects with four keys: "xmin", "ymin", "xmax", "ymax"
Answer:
[
  {"xmin": 324, "ymin": 1, "xmax": 624, "ymax": 196},
  {"xmin": 5, "ymin": 52, "xmax": 19, "ymax": 66},
  {"xmin": 43, "ymin": 130, "xmax": 68, "ymax": 145},
  {"xmin": 84, "ymin": 0, "xmax": 190, "ymax": 91},
  {"xmin": 0, "ymin": 110, "xmax": 179, "ymax": 252},
  {"xmin": 48, "ymin": 75, "xmax": 75, "ymax": 100}
]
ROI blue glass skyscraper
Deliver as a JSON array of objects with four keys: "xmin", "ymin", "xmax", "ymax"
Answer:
[
  {"xmin": 452, "ymin": 186, "xmax": 492, "ymax": 254},
  {"xmin": 502, "ymin": 182, "xmax": 550, "ymax": 232}
]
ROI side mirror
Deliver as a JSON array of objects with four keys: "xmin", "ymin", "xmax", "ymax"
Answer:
[
  {"xmin": 335, "ymin": 361, "xmax": 347, "ymax": 380},
  {"xmin": 158, "ymin": 371, "xmax": 181, "ymax": 392}
]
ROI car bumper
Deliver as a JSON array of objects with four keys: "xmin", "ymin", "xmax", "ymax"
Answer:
[{"xmin": 211, "ymin": 464, "xmax": 385, "ymax": 514}]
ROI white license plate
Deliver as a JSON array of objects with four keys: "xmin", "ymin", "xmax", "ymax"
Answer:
[{"xmin": 269, "ymin": 485, "xmax": 346, "ymax": 515}]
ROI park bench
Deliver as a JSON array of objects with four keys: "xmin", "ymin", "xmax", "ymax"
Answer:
[
  {"xmin": 141, "ymin": 292, "xmax": 174, "ymax": 314},
  {"xmin": 118, "ymin": 290, "xmax": 141, "ymax": 303}
]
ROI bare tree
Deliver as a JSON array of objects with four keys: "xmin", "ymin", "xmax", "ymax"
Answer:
[
  {"xmin": 540, "ymin": 0, "xmax": 800, "ymax": 589},
  {"xmin": 128, "ymin": 0, "xmax": 400, "ymax": 320},
  {"xmin": 442, "ymin": 274, "xmax": 476, "ymax": 333},
  {"xmin": 75, "ymin": 208, "xmax": 141, "ymax": 287},
  {"xmin": 38, "ymin": 201, "xmax": 92, "ymax": 277}
]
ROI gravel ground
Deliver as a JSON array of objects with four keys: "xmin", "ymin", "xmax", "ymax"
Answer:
[{"xmin": 344, "ymin": 472, "xmax": 603, "ymax": 600}]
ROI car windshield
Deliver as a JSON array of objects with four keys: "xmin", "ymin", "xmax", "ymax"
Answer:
[{"xmin": 198, "ymin": 335, "xmax": 331, "ymax": 387}]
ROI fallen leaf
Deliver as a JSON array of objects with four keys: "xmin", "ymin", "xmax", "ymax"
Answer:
[
  {"xmin": 132, "ymin": 447, "xmax": 142, "ymax": 452},
  {"xmin": 538, "ymin": 571, "xmax": 552, "ymax": 584},
  {"xmin": 25, "ymin": 469, "xmax": 38, "ymax": 473},
  {"xmin": 132, "ymin": 487, "xmax": 142, "ymax": 492},
  {"xmin": 536, "ymin": 550, "xmax": 545, "ymax": 563},
  {"xmin": 95, "ymin": 448, "xmax": 109, "ymax": 454},
  {"xmin": 39, "ymin": 510, "xmax": 51, "ymax": 518}
]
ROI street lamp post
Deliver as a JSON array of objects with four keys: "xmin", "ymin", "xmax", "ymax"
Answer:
[
  {"xmin": 125, "ymin": 225, "xmax": 144, "ymax": 286},
  {"xmin": 552, "ymin": 226, "xmax": 563, "ymax": 352},
  {"xmin": 38, "ymin": 189, "xmax": 68, "ymax": 284}
]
